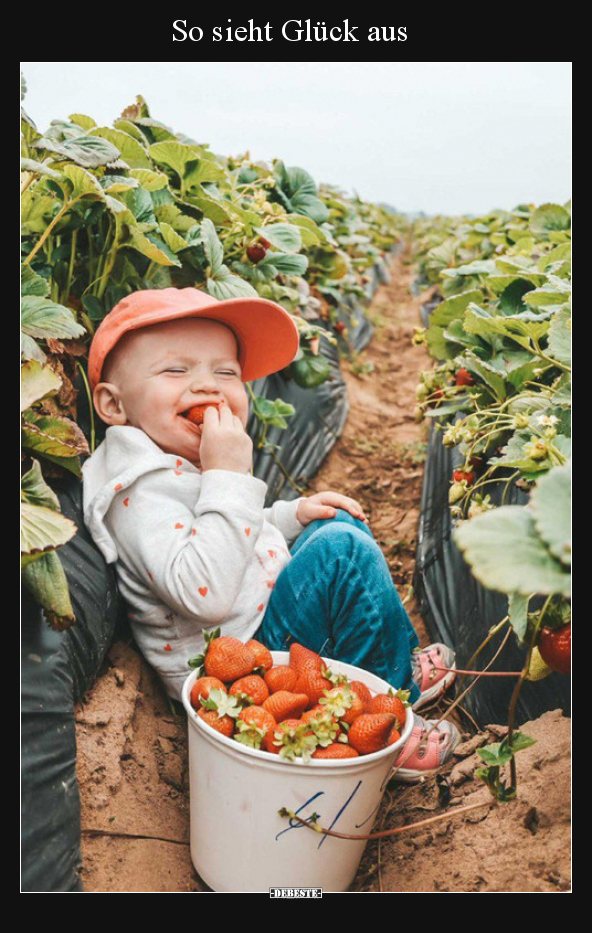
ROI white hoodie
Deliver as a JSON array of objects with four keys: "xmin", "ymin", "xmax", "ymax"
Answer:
[{"xmin": 82, "ymin": 426, "xmax": 305, "ymax": 700}]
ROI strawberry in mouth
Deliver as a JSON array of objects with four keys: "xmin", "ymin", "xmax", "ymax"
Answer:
[{"xmin": 181, "ymin": 402, "xmax": 222, "ymax": 427}]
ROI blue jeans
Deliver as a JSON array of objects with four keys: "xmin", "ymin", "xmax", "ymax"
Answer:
[{"xmin": 254, "ymin": 509, "xmax": 420, "ymax": 703}]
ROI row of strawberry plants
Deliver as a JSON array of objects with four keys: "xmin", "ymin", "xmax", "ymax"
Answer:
[
  {"xmin": 20, "ymin": 77, "xmax": 404, "ymax": 630},
  {"xmin": 412, "ymin": 204, "xmax": 571, "ymax": 796}
]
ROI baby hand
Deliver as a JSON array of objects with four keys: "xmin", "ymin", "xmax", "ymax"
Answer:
[
  {"xmin": 198, "ymin": 400, "xmax": 253, "ymax": 474},
  {"xmin": 297, "ymin": 491, "xmax": 368, "ymax": 526}
]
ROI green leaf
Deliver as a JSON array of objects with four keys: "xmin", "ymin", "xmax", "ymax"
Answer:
[
  {"xmin": 478, "ymin": 741, "xmax": 512, "ymax": 767},
  {"xmin": 464, "ymin": 305, "xmax": 549, "ymax": 348},
  {"xmin": 21, "ymin": 158, "xmax": 61, "ymax": 180},
  {"xmin": 68, "ymin": 113, "xmax": 97, "ymax": 131},
  {"xmin": 288, "ymin": 351, "xmax": 331, "ymax": 388},
  {"xmin": 274, "ymin": 162, "xmax": 329, "ymax": 224},
  {"xmin": 21, "ymin": 459, "xmax": 59, "ymax": 510},
  {"xmin": 33, "ymin": 133, "xmax": 121, "ymax": 169},
  {"xmin": 200, "ymin": 219, "xmax": 224, "ymax": 277},
  {"xmin": 537, "ymin": 243, "xmax": 571, "ymax": 272},
  {"xmin": 21, "ymin": 191, "xmax": 60, "ymax": 234},
  {"xmin": 99, "ymin": 174, "xmax": 139, "ymax": 194},
  {"xmin": 530, "ymin": 203, "xmax": 571, "ymax": 237},
  {"xmin": 127, "ymin": 229, "xmax": 181, "ymax": 267},
  {"xmin": 129, "ymin": 167, "xmax": 169, "ymax": 190},
  {"xmin": 547, "ymin": 306, "xmax": 571, "ymax": 366},
  {"xmin": 22, "ymin": 411, "xmax": 89, "ymax": 459},
  {"xmin": 159, "ymin": 222, "xmax": 188, "ymax": 253},
  {"xmin": 255, "ymin": 223, "xmax": 302, "ymax": 253},
  {"xmin": 189, "ymin": 195, "xmax": 233, "ymax": 225},
  {"xmin": 21, "ymin": 500, "xmax": 76, "ymax": 557},
  {"xmin": 510, "ymin": 732, "xmax": 536, "ymax": 753},
  {"xmin": 21, "ymin": 551, "xmax": 76, "ymax": 630},
  {"xmin": 61, "ymin": 163, "xmax": 107, "ymax": 201},
  {"xmin": 454, "ymin": 506, "xmax": 571, "ymax": 597},
  {"xmin": 530, "ymin": 462, "xmax": 571, "ymax": 566},
  {"xmin": 206, "ymin": 273, "xmax": 258, "ymax": 300},
  {"xmin": 21, "ymin": 265, "xmax": 50, "ymax": 298},
  {"xmin": 21, "ymin": 360, "xmax": 62, "ymax": 411},
  {"xmin": 498, "ymin": 279, "xmax": 536, "ymax": 315},
  {"xmin": 21, "ymin": 295, "xmax": 85, "ymax": 341},
  {"xmin": 89, "ymin": 126, "xmax": 151, "ymax": 168},
  {"xmin": 259, "ymin": 251, "xmax": 308, "ymax": 277},
  {"xmin": 508, "ymin": 593, "xmax": 530, "ymax": 642}
]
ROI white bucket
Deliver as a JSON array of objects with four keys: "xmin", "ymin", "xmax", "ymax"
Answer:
[{"xmin": 181, "ymin": 652, "xmax": 414, "ymax": 893}]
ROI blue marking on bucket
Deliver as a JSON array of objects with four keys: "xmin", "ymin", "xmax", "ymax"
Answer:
[
  {"xmin": 275, "ymin": 783, "xmax": 365, "ymax": 848},
  {"xmin": 355, "ymin": 798, "xmax": 381, "ymax": 829},
  {"xmin": 317, "ymin": 781, "xmax": 362, "ymax": 849},
  {"xmin": 275, "ymin": 792, "xmax": 325, "ymax": 841}
]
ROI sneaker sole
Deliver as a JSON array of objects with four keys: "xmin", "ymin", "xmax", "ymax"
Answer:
[
  {"xmin": 412, "ymin": 664, "xmax": 457, "ymax": 711},
  {"xmin": 389, "ymin": 725, "xmax": 462, "ymax": 784}
]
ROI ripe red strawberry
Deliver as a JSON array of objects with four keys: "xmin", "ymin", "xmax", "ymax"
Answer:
[
  {"xmin": 294, "ymin": 668, "xmax": 333, "ymax": 707},
  {"xmin": 263, "ymin": 719, "xmax": 317, "ymax": 761},
  {"xmin": 348, "ymin": 713, "xmax": 397, "ymax": 755},
  {"xmin": 246, "ymin": 639, "xmax": 273, "ymax": 672},
  {"xmin": 367, "ymin": 692, "xmax": 407, "ymax": 730},
  {"xmin": 312, "ymin": 744, "xmax": 360, "ymax": 760},
  {"xmin": 453, "ymin": 469, "xmax": 476, "ymax": 486},
  {"xmin": 455, "ymin": 368, "xmax": 474, "ymax": 386},
  {"xmin": 237, "ymin": 705, "xmax": 276, "ymax": 735},
  {"xmin": 203, "ymin": 633, "xmax": 257, "ymax": 682},
  {"xmin": 289, "ymin": 642, "xmax": 324, "ymax": 674},
  {"xmin": 264, "ymin": 665, "xmax": 299, "ymax": 694},
  {"xmin": 234, "ymin": 706, "xmax": 277, "ymax": 749},
  {"xmin": 334, "ymin": 321, "xmax": 346, "ymax": 334},
  {"xmin": 387, "ymin": 726, "xmax": 402, "ymax": 746},
  {"xmin": 190, "ymin": 676, "xmax": 227, "ymax": 710},
  {"xmin": 349, "ymin": 680, "xmax": 373, "ymax": 707},
  {"xmin": 229, "ymin": 675, "xmax": 270, "ymax": 706},
  {"xmin": 321, "ymin": 684, "xmax": 368, "ymax": 726},
  {"xmin": 302, "ymin": 707, "xmax": 342, "ymax": 745},
  {"xmin": 197, "ymin": 708, "xmax": 235, "ymax": 738},
  {"xmin": 262, "ymin": 690, "xmax": 309, "ymax": 723},
  {"xmin": 185, "ymin": 402, "xmax": 221, "ymax": 426},
  {"xmin": 538, "ymin": 623, "xmax": 571, "ymax": 675}
]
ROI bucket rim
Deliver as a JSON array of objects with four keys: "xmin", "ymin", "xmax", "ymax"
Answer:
[{"xmin": 181, "ymin": 651, "xmax": 415, "ymax": 769}]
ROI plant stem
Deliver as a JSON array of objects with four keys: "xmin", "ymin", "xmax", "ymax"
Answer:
[
  {"xmin": 23, "ymin": 198, "xmax": 79, "ymax": 267},
  {"xmin": 279, "ymin": 799, "xmax": 493, "ymax": 842},
  {"xmin": 76, "ymin": 362, "xmax": 96, "ymax": 453},
  {"xmin": 507, "ymin": 594, "xmax": 553, "ymax": 790}
]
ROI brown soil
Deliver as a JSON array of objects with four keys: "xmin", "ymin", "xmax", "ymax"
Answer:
[{"xmin": 75, "ymin": 248, "xmax": 571, "ymax": 892}]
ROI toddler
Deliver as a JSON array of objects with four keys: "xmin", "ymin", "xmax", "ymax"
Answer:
[{"xmin": 83, "ymin": 287, "xmax": 459, "ymax": 780}]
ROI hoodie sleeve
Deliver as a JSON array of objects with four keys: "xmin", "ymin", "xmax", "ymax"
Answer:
[
  {"xmin": 103, "ymin": 468, "xmax": 268, "ymax": 623},
  {"xmin": 263, "ymin": 497, "xmax": 306, "ymax": 547}
]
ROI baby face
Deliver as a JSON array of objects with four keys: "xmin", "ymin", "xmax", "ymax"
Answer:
[{"xmin": 96, "ymin": 318, "xmax": 249, "ymax": 466}]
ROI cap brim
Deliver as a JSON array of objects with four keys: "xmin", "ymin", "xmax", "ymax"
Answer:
[{"xmin": 89, "ymin": 293, "xmax": 300, "ymax": 388}]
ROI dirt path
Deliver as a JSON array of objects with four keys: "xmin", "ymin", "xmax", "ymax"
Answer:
[{"xmin": 75, "ymin": 249, "xmax": 571, "ymax": 893}]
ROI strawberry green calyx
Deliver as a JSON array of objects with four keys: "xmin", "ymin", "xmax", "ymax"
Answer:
[
  {"xmin": 319, "ymin": 685, "xmax": 354, "ymax": 720},
  {"xmin": 200, "ymin": 688, "xmax": 242, "ymax": 719},
  {"xmin": 307, "ymin": 713, "xmax": 339, "ymax": 748},
  {"xmin": 324, "ymin": 667, "xmax": 349, "ymax": 686},
  {"xmin": 387, "ymin": 687, "xmax": 411, "ymax": 706},
  {"xmin": 273, "ymin": 723, "xmax": 319, "ymax": 763},
  {"xmin": 234, "ymin": 720, "xmax": 266, "ymax": 749},
  {"xmin": 230, "ymin": 692, "xmax": 256, "ymax": 709},
  {"xmin": 188, "ymin": 626, "xmax": 221, "ymax": 675}
]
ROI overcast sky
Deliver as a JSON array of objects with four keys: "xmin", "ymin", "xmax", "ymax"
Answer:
[{"xmin": 21, "ymin": 62, "xmax": 572, "ymax": 216}]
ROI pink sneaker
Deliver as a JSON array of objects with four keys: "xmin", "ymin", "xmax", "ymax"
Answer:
[
  {"xmin": 412, "ymin": 643, "xmax": 456, "ymax": 710},
  {"xmin": 391, "ymin": 713, "xmax": 460, "ymax": 783}
]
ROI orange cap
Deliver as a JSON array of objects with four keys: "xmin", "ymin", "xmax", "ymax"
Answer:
[{"xmin": 88, "ymin": 287, "xmax": 301, "ymax": 389}]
